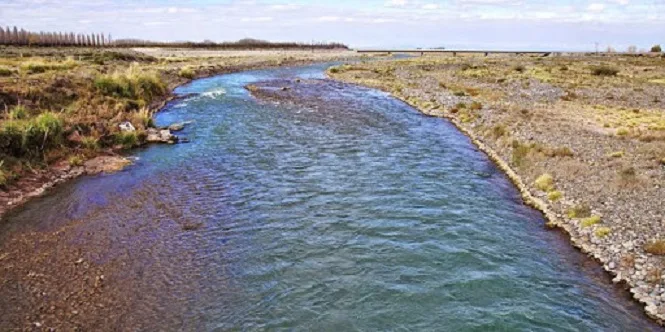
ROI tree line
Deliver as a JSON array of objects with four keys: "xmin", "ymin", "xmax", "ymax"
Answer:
[
  {"xmin": 0, "ymin": 26, "xmax": 348, "ymax": 50},
  {"xmin": 0, "ymin": 26, "xmax": 110, "ymax": 47}
]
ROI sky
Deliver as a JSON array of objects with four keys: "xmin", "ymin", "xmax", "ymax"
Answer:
[{"xmin": 1, "ymin": 0, "xmax": 664, "ymax": 51}]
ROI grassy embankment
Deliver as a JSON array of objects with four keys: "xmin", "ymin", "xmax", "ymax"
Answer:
[
  {"xmin": 329, "ymin": 54, "xmax": 665, "ymax": 322},
  {"xmin": 0, "ymin": 47, "xmax": 353, "ymax": 189}
]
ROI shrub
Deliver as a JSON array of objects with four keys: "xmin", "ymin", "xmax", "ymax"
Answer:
[
  {"xmin": 0, "ymin": 111, "xmax": 64, "ymax": 158},
  {"xmin": 469, "ymin": 101, "xmax": 483, "ymax": 110},
  {"xmin": 115, "ymin": 131, "xmax": 138, "ymax": 149},
  {"xmin": 513, "ymin": 65, "xmax": 526, "ymax": 73},
  {"xmin": 455, "ymin": 102, "xmax": 467, "ymax": 109},
  {"xmin": 644, "ymin": 240, "xmax": 665, "ymax": 255},
  {"xmin": 132, "ymin": 107, "xmax": 154, "ymax": 129},
  {"xmin": 20, "ymin": 59, "xmax": 77, "ymax": 74},
  {"xmin": 511, "ymin": 141, "xmax": 532, "ymax": 167},
  {"xmin": 68, "ymin": 155, "xmax": 84, "ymax": 167},
  {"xmin": 0, "ymin": 66, "xmax": 13, "ymax": 77},
  {"xmin": 453, "ymin": 91, "xmax": 466, "ymax": 97},
  {"xmin": 490, "ymin": 124, "xmax": 507, "ymax": 138},
  {"xmin": 95, "ymin": 66, "xmax": 166, "ymax": 103},
  {"xmin": 651, "ymin": 45, "xmax": 662, "ymax": 53},
  {"xmin": 567, "ymin": 204, "xmax": 591, "ymax": 219},
  {"xmin": 591, "ymin": 66, "xmax": 619, "ymax": 76},
  {"xmin": 595, "ymin": 227, "xmax": 611, "ymax": 238},
  {"xmin": 581, "ymin": 215, "xmax": 601, "ymax": 228},
  {"xmin": 0, "ymin": 161, "xmax": 6, "ymax": 187},
  {"xmin": 547, "ymin": 190, "xmax": 563, "ymax": 201},
  {"xmin": 609, "ymin": 151, "xmax": 624, "ymax": 158},
  {"xmin": 179, "ymin": 67, "xmax": 195, "ymax": 79},
  {"xmin": 8, "ymin": 105, "xmax": 28, "ymax": 120},
  {"xmin": 329, "ymin": 67, "xmax": 340, "ymax": 74},
  {"xmin": 616, "ymin": 127, "xmax": 629, "ymax": 136},
  {"xmin": 534, "ymin": 173, "xmax": 554, "ymax": 192},
  {"xmin": 81, "ymin": 136, "xmax": 99, "ymax": 151}
]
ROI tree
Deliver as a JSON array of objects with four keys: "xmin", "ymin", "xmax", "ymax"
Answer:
[
  {"xmin": 652, "ymin": 45, "xmax": 662, "ymax": 53},
  {"xmin": 627, "ymin": 45, "xmax": 637, "ymax": 53}
]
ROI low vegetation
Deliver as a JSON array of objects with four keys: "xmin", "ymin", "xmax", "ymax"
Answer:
[
  {"xmin": 534, "ymin": 173, "xmax": 554, "ymax": 192},
  {"xmin": 591, "ymin": 66, "xmax": 619, "ymax": 77},
  {"xmin": 644, "ymin": 240, "xmax": 665, "ymax": 255},
  {"xmin": 581, "ymin": 215, "xmax": 602, "ymax": 228}
]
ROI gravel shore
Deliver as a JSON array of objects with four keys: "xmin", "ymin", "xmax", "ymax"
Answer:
[{"xmin": 329, "ymin": 54, "xmax": 665, "ymax": 325}]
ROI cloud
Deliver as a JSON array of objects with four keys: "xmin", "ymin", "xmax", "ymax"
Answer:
[
  {"xmin": 422, "ymin": 3, "xmax": 439, "ymax": 9},
  {"xmin": 587, "ymin": 3, "xmax": 606, "ymax": 12},
  {"xmin": 385, "ymin": 0, "xmax": 408, "ymax": 7}
]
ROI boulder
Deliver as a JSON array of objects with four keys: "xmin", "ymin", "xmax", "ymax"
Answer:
[{"xmin": 119, "ymin": 122, "xmax": 136, "ymax": 132}]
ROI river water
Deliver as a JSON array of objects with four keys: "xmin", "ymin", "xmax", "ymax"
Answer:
[{"xmin": 0, "ymin": 63, "xmax": 660, "ymax": 331}]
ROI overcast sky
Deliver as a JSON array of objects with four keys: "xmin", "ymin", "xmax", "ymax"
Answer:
[{"xmin": 1, "ymin": 0, "xmax": 664, "ymax": 51}]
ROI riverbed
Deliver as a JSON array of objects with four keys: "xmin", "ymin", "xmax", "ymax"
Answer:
[{"xmin": 0, "ymin": 63, "xmax": 660, "ymax": 330}]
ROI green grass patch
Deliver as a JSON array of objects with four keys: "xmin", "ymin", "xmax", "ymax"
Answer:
[
  {"xmin": 567, "ymin": 204, "xmax": 591, "ymax": 219},
  {"xmin": 581, "ymin": 215, "xmax": 601, "ymax": 228},
  {"xmin": 115, "ymin": 131, "xmax": 139, "ymax": 149},
  {"xmin": 547, "ymin": 190, "xmax": 563, "ymax": 201},
  {"xmin": 94, "ymin": 65, "xmax": 166, "ymax": 104},
  {"xmin": 595, "ymin": 227, "xmax": 611, "ymax": 238},
  {"xmin": 534, "ymin": 173, "xmax": 554, "ymax": 192},
  {"xmin": 178, "ymin": 67, "xmax": 195, "ymax": 79},
  {"xmin": 591, "ymin": 66, "xmax": 619, "ymax": 77}
]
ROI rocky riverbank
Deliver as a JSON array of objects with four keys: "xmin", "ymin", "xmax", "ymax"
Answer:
[
  {"xmin": 328, "ymin": 55, "xmax": 665, "ymax": 325},
  {"xmin": 0, "ymin": 48, "xmax": 359, "ymax": 219}
]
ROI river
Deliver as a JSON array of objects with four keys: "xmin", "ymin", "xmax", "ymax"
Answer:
[{"xmin": 0, "ymin": 63, "xmax": 660, "ymax": 331}]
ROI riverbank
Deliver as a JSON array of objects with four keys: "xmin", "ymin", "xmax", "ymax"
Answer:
[
  {"xmin": 328, "ymin": 55, "xmax": 665, "ymax": 325},
  {"xmin": 0, "ymin": 47, "xmax": 358, "ymax": 219}
]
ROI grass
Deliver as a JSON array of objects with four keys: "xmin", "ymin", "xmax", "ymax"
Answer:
[
  {"xmin": 8, "ymin": 105, "xmax": 29, "ymax": 120},
  {"xmin": 581, "ymin": 215, "xmax": 601, "ymax": 228},
  {"xmin": 644, "ymin": 240, "xmax": 665, "ymax": 255},
  {"xmin": 616, "ymin": 127, "xmax": 629, "ymax": 136},
  {"xmin": 68, "ymin": 155, "xmax": 84, "ymax": 167},
  {"xmin": 567, "ymin": 204, "xmax": 592, "ymax": 219},
  {"xmin": 0, "ymin": 161, "xmax": 6, "ymax": 187},
  {"xmin": 609, "ymin": 151, "xmax": 624, "ymax": 158},
  {"xmin": 547, "ymin": 190, "xmax": 563, "ymax": 201},
  {"xmin": 20, "ymin": 59, "xmax": 78, "ymax": 74},
  {"xmin": 178, "ymin": 67, "xmax": 195, "ymax": 79},
  {"xmin": 115, "ymin": 131, "xmax": 139, "ymax": 149},
  {"xmin": 0, "ymin": 112, "xmax": 64, "ymax": 159},
  {"xmin": 591, "ymin": 66, "xmax": 619, "ymax": 77},
  {"xmin": 534, "ymin": 173, "xmax": 554, "ymax": 192},
  {"xmin": 81, "ymin": 136, "xmax": 99, "ymax": 151},
  {"xmin": 595, "ymin": 227, "xmax": 611, "ymax": 238},
  {"xmin": 0, "ymin": 66, "xmax": 14, "ymax": 77},
  {"xmin": 94, "ymin": 65, "xmax": 166, "ymax": 103}
]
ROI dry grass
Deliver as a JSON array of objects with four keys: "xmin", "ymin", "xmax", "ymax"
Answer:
[{"xmin": 644, "ymin": 240, "xmax": 665, "ymax": 255}]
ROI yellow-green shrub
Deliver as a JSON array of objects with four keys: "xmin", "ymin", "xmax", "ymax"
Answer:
[
  {"xmin": 547, "ymin": 190, "xmax": 563, "ymax": 201},
  {"xmin": 581, "ymin": 215, "xmax": 601, "ymax": 228},
  {"xmin": 534, "ymin": 174, "xmax": 554, "ymax": 192}
]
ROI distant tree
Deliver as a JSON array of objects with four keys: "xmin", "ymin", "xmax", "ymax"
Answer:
[
  {"xmin": 0, "ymin": 27, "xmax": 4, "ymax": 44},
  {"xmin": 12, "ymin": 26, "xmax": 18, "ymax": 45},
  {"xmin": 652, "ymin": 45, "xmax": 662, "ymax": 53},
  {"xmin": 627, "ymin": 45, "xmax": 637, "ymax": 53},
  {"xmin": 606, "ymin": 46, "xmax": 616, "ymax": 53}
]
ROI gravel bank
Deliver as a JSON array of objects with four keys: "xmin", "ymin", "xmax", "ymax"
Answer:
[{"xmin": 329, "ymin": 54, "xmax": 665, "ymax": 325}]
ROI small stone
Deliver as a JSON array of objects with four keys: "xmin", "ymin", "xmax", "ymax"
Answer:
[{"xmin": 119, "ymin": 122, "xmax": 136, "ymax": 132}]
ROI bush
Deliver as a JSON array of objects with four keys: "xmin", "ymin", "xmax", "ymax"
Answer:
[
  {"xmin": 0, "ymin": 112, "xmax": 64, "ymax": 158},
  {"xmin": 595, "ymin": 227, "xmax": 611, "ymax": 238},
  {"xmin": 581, "ymin": 215, "xmax": 601, "ymax": 228},
  {"xmin": 68, "ymin": 155, "xmax": 84, "ymax": 167},
  {"xmin": 95, "ymin": 66, "xmax": 166, "ymax": 103},
  {"xmin": 513, "ymin": 65, "xmax": 526, "ymax": 73},
  {"xmin": 179, "ymin": 67, "xmax": 195, "ymax": 79},
  {"xmin": 591, "ymin": 66, "xmax": 619, "ymax": 76},
  {"xmin": 534, "ymin": 173, "xmax": 554, "ymax": 192},
  {"xmin": 20, "ymin": 59, "xmax": 77, "ymax": 74},
  {"xmin": 567, "ymin": 204, "xmax": 591, "ymax": 219},
  {"xmin": 616, "ymin": 127, "xmax": 629, "ymax": 136},
  {"xmin": 547, "ymin": 190, "xmax": 563, "ymax": 201},
  {"xmin": 8, "ymin": 105, "xmax": 28, "ymax": 120},
  {"xmin": 0, "ymin": 66, "xmax": 14, "ymax": 77},
  {"xmin": 469, "ymin": 101, "xmax": 483, "ymax": 110},
  {"xmin": 115, "ymin": 131, "xmax": 138, "ymax": 149},
  {"xmin": 651, "ymin": 45, "xmax": 662, "ymax": 53},
  {"xmin": 609, "ymin": 151, "xmax": 624, "ymax": 158},
  {"xmin": 81, "ymin": 136, "xmax": 99, "ymax": 151},
  {"xmin": 644, "ymin": 240, "xmax": 665, "ymax": 255},
  {"xmin": 0, "ymin": 161, "xmax": 6, "ymax": 187}
]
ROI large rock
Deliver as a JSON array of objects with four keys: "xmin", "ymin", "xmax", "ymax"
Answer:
[
  {"xmin": 119, "ymin": 122, "xmax": 136, "ymax": 132},
  {"xmin": 146, "ymin": 128, "xmax": 178, "ymax": 144}
]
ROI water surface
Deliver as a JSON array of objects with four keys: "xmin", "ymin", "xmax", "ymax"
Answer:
[{"xmin": 0, "ymin": 63, "xmax": 659, "ymax": 331}]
